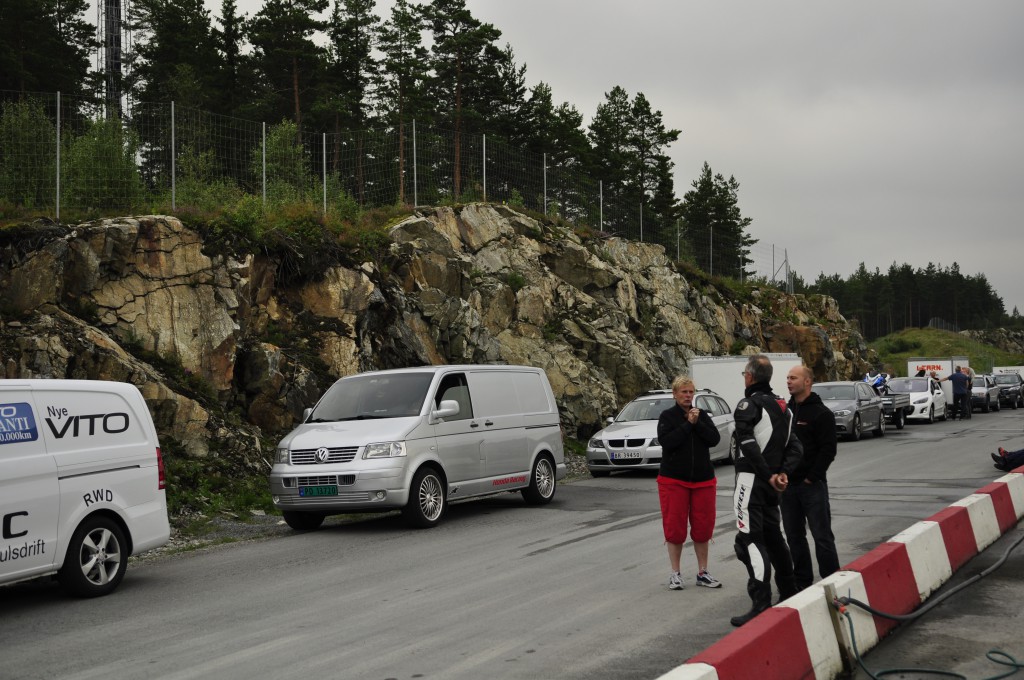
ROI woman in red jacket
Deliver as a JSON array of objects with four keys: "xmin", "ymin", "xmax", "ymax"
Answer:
[{"xmin": 656, "ymin": 375, "xmax": 723, "ymax": 590}]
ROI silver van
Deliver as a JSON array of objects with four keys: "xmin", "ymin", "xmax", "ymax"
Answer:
[{"xmin": 269, "ymin": 365, "xmax": 566, "ymax": 529}]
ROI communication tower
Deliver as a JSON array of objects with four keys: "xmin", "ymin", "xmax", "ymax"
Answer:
[{"xmin": 96, "ymin": 0, "xmax": 133, "ymax": 118}]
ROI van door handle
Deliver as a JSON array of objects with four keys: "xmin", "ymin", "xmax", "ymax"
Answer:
[
  {"xmin": 485, "ymin": 420, "xmax": 494, "ymax": 426},
  {"xmin": 470, "ymin": 422, "xmax": 480, "ymax": 428}
]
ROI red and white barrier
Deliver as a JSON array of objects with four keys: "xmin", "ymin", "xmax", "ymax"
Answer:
[{"xmin": 657, "ymin": 471, "xmax": 1024, "ymax": 680}]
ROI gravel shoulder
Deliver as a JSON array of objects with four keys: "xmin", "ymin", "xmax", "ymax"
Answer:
[{"xmin": 137, "ymin": 453, "xmax": 592, "ymax": 561}]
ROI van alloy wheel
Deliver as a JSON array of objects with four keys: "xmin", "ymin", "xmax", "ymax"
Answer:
[
  {"xmin": 523, "ymin": 455, "xmax": 556, "ymax": 505},
  {"xmin": 403, "ymin": 467, "xmax": 446, "ymax": 528},
  {"xmin": 58, "ymin": 517, "xmax": 127, "ymax": 598}
]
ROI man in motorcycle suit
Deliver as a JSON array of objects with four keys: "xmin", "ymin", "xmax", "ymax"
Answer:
[{"xmin": 730, "ymin": 354, "xmax": 804, "ymax": 627}]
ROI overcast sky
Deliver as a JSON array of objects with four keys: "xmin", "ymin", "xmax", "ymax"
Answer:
[{"xmin": 113, "ymin": 0, "xmax": 1024, "ymax": 316}]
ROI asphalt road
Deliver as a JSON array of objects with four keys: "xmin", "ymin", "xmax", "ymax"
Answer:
[{"xmin": 2, "ymin": 409, "xmax": 1022, "ymax": 680}]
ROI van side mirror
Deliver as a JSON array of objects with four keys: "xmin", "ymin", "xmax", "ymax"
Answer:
[
  {"xmin": 432, "ymin": 399, "xmax": 460, "ymax": 421},
  {"xmin": 607, "ymin": 416, "xmax": 614, "ymax": 424},
  {"xmin": 302, "ymin": 407, "xmax": 313, "ymax": 422}
]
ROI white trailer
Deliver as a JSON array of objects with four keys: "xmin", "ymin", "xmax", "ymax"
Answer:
[
  {"xmin": 993, "ymin": 366, "xmax": 1024, "ymax": 379},
  {"xmin": 906, "ymin": 356, "xmax": 970, "ymax": 406},
  {"xmin": 689, "ymin": 353, "xmax": 802, "ymax": 411}
]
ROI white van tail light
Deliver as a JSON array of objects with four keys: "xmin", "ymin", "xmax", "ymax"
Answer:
[{"xmin": 156, "ymin": 447, "xmax": 167, "ymax": 490}]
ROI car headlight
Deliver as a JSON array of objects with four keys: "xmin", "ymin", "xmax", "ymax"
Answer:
[
  {"xmin": 275, "ymin": 446, "xmax": 289, "ymax": 464},
  {"xmin": 588, "ymin": 438, "xmax": 605, "ymax": 449},
  {"xmin": 363, "ymin": 441, "xmax": 407, "ymax": 459},
  {"xmin": 913, "ymin": 397, "xmax": 928, "ymax": 404},
  {"xmin": 650, "ymin": 438, "xmax": 660, "ymax": 447},
  {"xmin": 834, "ymin": 409, "xmax": 851, "ymax": 417}
]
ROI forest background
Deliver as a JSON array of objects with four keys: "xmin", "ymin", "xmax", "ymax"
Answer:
[{"xmin": 0, "ymin": 0, "xmax": 1018, "ymax": 340}]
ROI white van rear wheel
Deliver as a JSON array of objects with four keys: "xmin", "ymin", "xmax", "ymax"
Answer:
[
  {"xmin": 403, "ymin": 467, "xmax": 446, "ymax": 528},
  {"xmin": 58, "ymin": 516, "xmax": 127, "ymax": 598},
  {"xmin": 522, "ymin": 454, "xmax": 556, "ymax": 505}
]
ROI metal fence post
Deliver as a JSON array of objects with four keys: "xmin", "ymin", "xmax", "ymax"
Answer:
[
  {"xmin": 412, "ymin": 119, "xmax": 418, "ymax": 207},
  {"xmin": 482, "ymin": 133, "xmax": 486, "ymax": 202},
  {"xmin": 56, "ymin": 91, "xmax": 61, "ymax": 221},
  {"xmin": 322, "ymin": 133, "xmax": 327, "ymax": 216},
  {"xmin": 171, "ymin": 101, "xmax": 176, "ymax": 210},
  {"xmin": 543, "ymin": 153, "xmax": 547, "ymax": 215},
  {"xmin": 599, "ymin": 180, "xmax": 602, "ymax": 232},
  {"xmin": 261, "ymin": 121, "xmax": 266, "ymax": 207}
]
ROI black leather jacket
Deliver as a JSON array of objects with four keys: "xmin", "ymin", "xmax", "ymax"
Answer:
[{"xmin": 733, "ymin": 381, "xmax": 803, "ymax": 484}]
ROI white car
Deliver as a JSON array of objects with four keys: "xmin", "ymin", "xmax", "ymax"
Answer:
[
  {"xmin": 886, "ymin": 376, "xmax": 948, "ymax": 423},
  {"xmin": 586, "ymin": 389, "xmax": 736, "ymax": 477}
]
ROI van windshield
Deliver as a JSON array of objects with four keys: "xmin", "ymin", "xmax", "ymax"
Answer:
[{"xmin": 309, "ymin": 373, "xmax": 433, "ymax": 421}]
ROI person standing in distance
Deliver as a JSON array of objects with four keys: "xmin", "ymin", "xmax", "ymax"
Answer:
[
  {"xmin": 656, "ymin": 376, "xmax": 724, "ymax": 590},
  {"xmin": 783, "ymin": 365, "xmax": 840, "ymax": 591},
  {"xmin": 933, "ymin": 368, "xmax": 969, "ymax": 420},
  {"xmin": 730, "ymin": 354, "xmax": 803, "ymax": 627}
]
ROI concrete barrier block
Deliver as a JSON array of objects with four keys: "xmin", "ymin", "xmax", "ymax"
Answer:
[
  {"xmin": 889, "ymin": 520, "xmax": 953, "ymax": 600},
  {"xmin": 926, "ymin": 505, "xmax": 976, "ymax": 571},
  {"xmin": 994, "ymin": 472, "xmax": 1024, "ymax": 519},
  {"xmin": 842, "ymin": 542, "xmax": 919, "ymax": 638},
  {"xmin": 655, "ymin": 662, "xmax": 719, "ymax": 680},
  {"xmin": 952, "ymin": 493, "xmax": 1000, "ymax": 551},
  {"xmin": 818, "ymin": 571, "xmax": 877, "ymax": 666},
  {"xmin": 778, "ymin": 586, "xmax": 845, "ymax": 679},
  {"xmin": 687, "ymin": 607, "xmax": 813, "ymax": 680}
]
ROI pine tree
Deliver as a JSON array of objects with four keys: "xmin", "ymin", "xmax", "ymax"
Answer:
[
  {"xmin": 128, "ymin": 0, "xmax": 220, "ymax": 109},
  {"xmin": 320, "ymin": 0, "xmax": 380, "ymax": 204},
  {"xmin": 211, "ymin": 0, "xmax": 247, "ymax": 117},
  {"xmin": 0, "ymin": 0, "xmax": 96, "ymax": 101},
  {"xmin": 423, "ymin": 0, "xmax": 501, "ymax": 199},
  {"xmin": 678, "ymin": 162, "xmax": 755, "ymax": 277},
  {"xmin": 247, "ymin": 0, "xmax": 328, "ymax": 130},
  {"xmin": 376, "ymin": 0, "xmax": 429, "ymax": 205}
]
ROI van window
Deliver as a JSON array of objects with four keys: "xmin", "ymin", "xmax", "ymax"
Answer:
[{"xmin": 434, "ymin": 373, "xmax": 473, "ymax": 421}]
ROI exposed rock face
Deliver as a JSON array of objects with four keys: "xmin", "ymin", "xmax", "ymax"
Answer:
[
  {"xmin": 0, "ymin": 205, "xmax": 873, "ymax": 459},
  {"xmin": 962, "ymin": 328, "xmax": 1024, "ymax": 356}
]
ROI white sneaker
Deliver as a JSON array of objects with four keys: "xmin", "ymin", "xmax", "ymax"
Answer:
[
  {"xmin": 696, "ymin": 569, "xmax": 722, "ymax": 588},
  {"xmin": 668, "ymin": 571, "xmax": 684, "ymax": 590}
]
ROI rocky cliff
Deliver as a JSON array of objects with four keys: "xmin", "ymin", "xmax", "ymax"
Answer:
[{"xmin": 0, "ymin": 204, "xmax": 872, "ymax": 474}]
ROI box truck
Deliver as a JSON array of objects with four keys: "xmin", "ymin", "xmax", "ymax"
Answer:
[
  {"xmin": 689, "ymin": 353, "xmax": 802, "ymax": 411},
  {"xmin": 906, "ymin": 356, "xmax": 970, "ymax": 406}
]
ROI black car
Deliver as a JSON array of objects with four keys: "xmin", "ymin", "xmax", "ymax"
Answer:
[{"xmin": 993, "ymin": 373, "xmax": 1024, "ymax": 409}]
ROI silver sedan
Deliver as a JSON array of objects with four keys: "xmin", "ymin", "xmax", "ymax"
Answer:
[{"xmin": 815, "ymin": 381, "xmax": 885, "ymax": 441}]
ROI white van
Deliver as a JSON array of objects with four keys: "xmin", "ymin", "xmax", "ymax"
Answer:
[
  {"xmin": 0, "ymin": 380, "xmax": 170, "ymax": 597},
  {"xmin": 269, "ymin": 365, "xmax": 566, "ymax": 529}
]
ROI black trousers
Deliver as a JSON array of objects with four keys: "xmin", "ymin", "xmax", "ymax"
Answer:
[
  {"xmin": 782, "ymin": 479, "xmax": 840, "ymax": 590},
  {"xmin": 734, "ymin": 473, "xmax": 796, "ymax": 603}
]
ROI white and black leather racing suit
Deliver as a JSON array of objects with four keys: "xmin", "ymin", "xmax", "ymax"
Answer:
[{"xmin": 732, "ymin": 382, "xmax": 804, "ymax": 610}]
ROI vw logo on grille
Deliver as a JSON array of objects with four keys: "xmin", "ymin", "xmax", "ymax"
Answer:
[{"xmin": 315, "ymin": 447, "xmax": 330, "ymax": 463}]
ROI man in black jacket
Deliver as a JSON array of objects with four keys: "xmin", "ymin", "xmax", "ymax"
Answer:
[
  {"xmin": 730, "ymin": 354, "xmax": 803, "ymax": 627},
  {"xmin": 783, "ymin": 365, "xmax": 841, "ymax": 591}
]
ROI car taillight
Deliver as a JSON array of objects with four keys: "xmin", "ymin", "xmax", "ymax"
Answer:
[{"xmin": 156, "ymin": 446, "xmax": 166, "ymax": 490}]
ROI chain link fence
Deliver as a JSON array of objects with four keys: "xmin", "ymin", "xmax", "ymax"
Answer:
[{"xmin": 0, "ymin": 90, "xmax": 791, "ymax": 284}]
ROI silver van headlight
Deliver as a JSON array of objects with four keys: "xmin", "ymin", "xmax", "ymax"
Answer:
[
  {"xmin": 364, "ymin": 441, "xmax": 407, "ymax": 459},
  {"xmin": 276, "ymin": 447, "xmax": 289, "ymax": 464}
]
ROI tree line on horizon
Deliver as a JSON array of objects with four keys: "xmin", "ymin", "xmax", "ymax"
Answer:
[{"xmin": 796, "ymin": 261, "xmax": 1019, "ymax": 339}]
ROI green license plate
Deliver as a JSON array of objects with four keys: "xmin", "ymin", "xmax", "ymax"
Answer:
[{"xmin": 299, "ymin": 485, "xmax": 338, "ymax": 497}]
